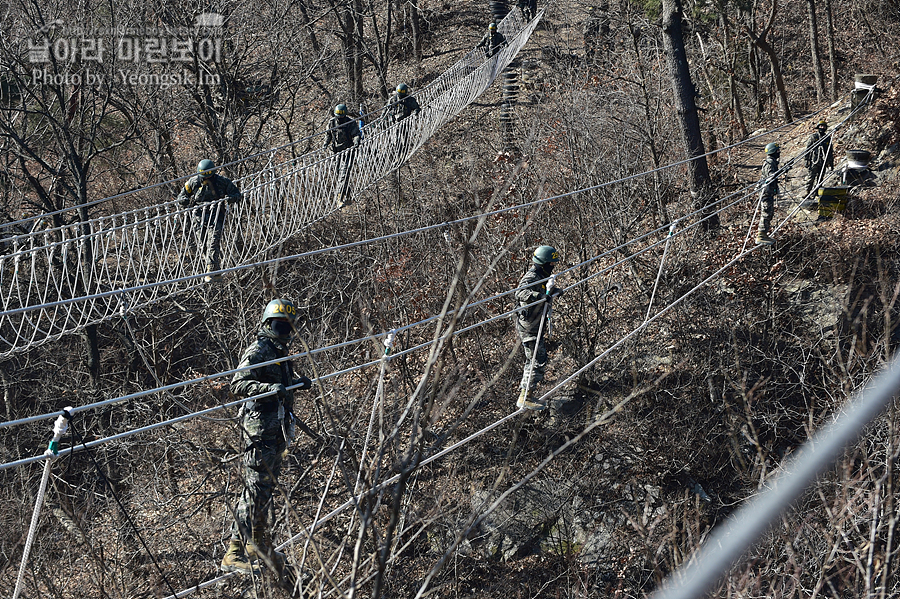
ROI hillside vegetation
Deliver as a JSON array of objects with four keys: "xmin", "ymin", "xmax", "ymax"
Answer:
[{"xmin": 2, "ymin": 0, "xmax": 900, "ymax": 597}]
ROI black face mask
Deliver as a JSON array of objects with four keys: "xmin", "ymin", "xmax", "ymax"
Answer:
[{"xmin": 271, "ymin": 320, "xmax": 293, "ymax": 337}]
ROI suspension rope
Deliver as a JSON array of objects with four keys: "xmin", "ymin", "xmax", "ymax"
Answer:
[
  {"xmin": 0, "ymin": 173, "xmax": 762, "ymax": 438},
  {"xmin": 11, "ymin": 409, "xmax": 71, "ymax": 599}
]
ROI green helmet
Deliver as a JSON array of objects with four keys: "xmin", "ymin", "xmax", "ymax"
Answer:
[
  {"xmin": 764, "ymin": 142, "xmax": 779, "ymax": 156},
  {"xmin": 197, "ymin": 159, "xmax": 215, "ymax": 179},
  {"xmin": 489, "ymin": 22, "xmax": 497, "ymax": 31},
  {"xmin": 396, "ymin": 83, "xmax": 409, "ymax": 96},
  {"xmin": 817, "ymin": 119, "xmax": 827, "ymax": 130},
  {"xmin": 261, "ymin": 298, "xmax": 298, "ymax": 328},
  {"xmin": 334, "ymin": 103, "xmax": 348, "ymax": 116},
  {"xmin": 533, "ymin": 245, "xmax": 560, "ymax": 265}
]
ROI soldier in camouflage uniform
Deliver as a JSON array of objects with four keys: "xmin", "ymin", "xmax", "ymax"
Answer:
[
  {"xmin": 477, "ymin": 23, "xmax": 507, "ymax": 57},
  {"xmin": 805, "ymin": 120, "xmax": 834, "ymax": 197},
  {"xmin": 756, "ymin": 142, "xmax": 780, "ymax": 245},
  {"xmin": 386, "ymin": 84, "xmax": 421, "ymax": 124},
  {"xmin": 515, "ymin": 245, "xmax": 563, "ymax": 410},
  {"xmin": 221, "ymin": 298, "xmax": 312, "ymax": 575},
  {"xmin": 324, "ymin": 104, "xmax": 361, "ymax": 207},
  {"xmin": 177, "ymin": 159, "xmax": 242, "ymax": 283}
]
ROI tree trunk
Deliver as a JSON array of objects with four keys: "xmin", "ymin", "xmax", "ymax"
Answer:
[
  {"xmin": 805, "ymin": 0, "xmax": 826, "ymax": 102},
  {"xmin": 410, "ymin": 0, "xmax": 423, "ymax": 62},
  {"xmin": 823, "ymin": 0, "xmax": 838, "ymax": 100},
  {"xmin": 661, "ymin": 0, "xmax": 718, "ymax": 230},
  {"xmin": 743, "ymin": 0, "xmax": 792, "ymax": 123}
]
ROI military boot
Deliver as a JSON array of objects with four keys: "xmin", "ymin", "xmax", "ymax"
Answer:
[
  {"xmin": 516, "ymin": 388, "xmax": 547, "ymax": 411},
  {"xmin": 220, "ymin": 539, "xmax": 253, "ymax": 574},
  {"xmin": 755, "ymin": 220, "xmax": 774, "ymax": 245},
  {"xmin": 248, "ymin": 528, "xmax": 287, "ymax": 571}
]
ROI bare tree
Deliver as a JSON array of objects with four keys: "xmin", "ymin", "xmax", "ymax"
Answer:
[
  {"xmin": 806, "ymin": 0, "xmax": 827, "ymax": 101},
  {"xmin": 743, "ymin": 0, "xmax": 793, "ymax": 122},
  {"xmin": 661, "ymin": 0, "xmax": 719, "ymax": 230}
]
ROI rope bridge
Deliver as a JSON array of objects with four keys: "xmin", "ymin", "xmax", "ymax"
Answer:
[{"xmin": 0, "ymin": 9, "xmax": 539, "ymax": 358}]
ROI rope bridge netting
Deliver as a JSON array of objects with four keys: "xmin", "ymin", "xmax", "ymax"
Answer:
[{"xmin": 0, "ymin": 9, "xmax": 539, "ymax": 359}]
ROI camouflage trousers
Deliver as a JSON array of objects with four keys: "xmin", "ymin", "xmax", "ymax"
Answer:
[
  {"xmin": 758, "ymin": 192, "xmax": 774, "ymax": 234},
  {"xmin": 230, "ymin": 407, "xmax": 286, "ymax": 543},
  {"xmin": 519, "ymin": 337, "xmax": 547, "ymax": 391},
  {"xmin": 807, "ymin": 163, "xmax": 827, "ymax": 196},
  {"xmin": 191, "ymin": 202, "xmax": 227, "ymax": 271}
]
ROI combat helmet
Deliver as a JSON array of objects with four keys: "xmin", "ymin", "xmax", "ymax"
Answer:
[
  {"xmin": 261, "ymin": 298, "xmax": 298, "ymax": 338},
  {"xmin": 489, "ymin": 22, "xmax": 497, "ymax": 31},
  {"xmin": 396, "ymin": 83, "xmax": 409, "ymax": 96},
  {"xmin": 817, "ymin": 119, "xmax": 827, "ymax": 130},
  {"xmin": 532, "ymin": 245, "xmax": 560, "ymax": 265},
  {"xmin": 197, "ymin": 159, "xmax": 215, "ymax": 179},
  {"xmin": 334, "ymin": 103, "xmax": 348, "ymax": 116},
  {"xmin": 764, "ymin": 142, "xmax": 780, "ymax": 156}
]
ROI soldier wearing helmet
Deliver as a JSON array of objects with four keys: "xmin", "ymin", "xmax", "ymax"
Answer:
[
  {"xmin": 324, "ymin": 104, "xmax": 362, "ymax": 206},
  {"xmin": 477, "ymin": 22, "xmax": 507, "ymax": 57},
  {"xmin": 514, "ymin": 245, "xmax": 563, "ymax": 410},
  {"xmin": 324, "ymin": 104, "xmax": 361, "ymax": 153},
  {"xmin": 804, "ymin": 119, "xmax": 834, "ymax": 197},
  {"xmin": 177, "ymin": 159, "xmax": 242, "ymax": 282},
  {"xmin": 757, "ymin": 143, "xmax": 780, "ymax": 245},
  {"xmin": 222, "ymin": 298, "xmax": 313, "ymax": 576},
  {"xmin": 386, "ymin": 83, "xmax": 421, "ymax": 123}
]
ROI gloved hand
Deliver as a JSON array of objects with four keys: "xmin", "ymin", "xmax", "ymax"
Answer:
[
  {"xmin": 269, "ymin": 383, "xmax": 288, "ymax": 401},
  {"xmin": 227, "ymin": 194, "xmax": 241, "ymax": 204},
  {"xmin": 353, "ymin": 137, "xmax": 360, "ymax": 147},
  {"xmin": 548, "ymin": 287, "xmax": 564, "ymax": 298},
  {"xmin": 293, "ymin": 376, "xmax": 312, "ymax": 391}
]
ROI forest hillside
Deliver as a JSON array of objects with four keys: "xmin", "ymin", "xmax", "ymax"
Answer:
[{"xmin": 1, "ymin": 0, "xmax": 900, "ymax": 597}]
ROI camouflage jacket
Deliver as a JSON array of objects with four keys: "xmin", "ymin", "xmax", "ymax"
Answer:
[
  {"xmin": 387, "ymin": 93, "xmax": 421, "ymax": 122},
  {"xmin": 177, "ymin": 173, "xmax": 241, "ymax": 208},
  {"xmin": 325, "ymin": 115, "xmax": 361, "ymax": 153},
  {"xmin": 760, "ymin": 156, "xmax": 780, "ymax": 197},
  {"xmin": 805, "ymin": 131, "xmax": 834, "ymax": 169},
  {"xmin": 231, "ymin": 333, "xmax": 296, "ymax": 414},
  {"xmin": 477, "ymin": 31, "xmax": 507, "ymax": 56},
  {"xmin": 515, "ymin": 265, "xmax": 552, "ymax": 341}
]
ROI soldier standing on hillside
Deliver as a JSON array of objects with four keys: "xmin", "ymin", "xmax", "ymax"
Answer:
[
  {"xmin": 757, "ymin": 143, "xmax": 780, "ymax": 245},
  {"xmin": 221, "ymin": 299, "xmax": 312, "ymax": 578},
  {"xmin": 515, "ymin": 245, "xmax": 564, "ymax": 410},
  {"xmin": 177, "ymin": 159, "xmax": 242, "ymax": 283},
  {"xmin": 324, "ymin": 104, "xmax": 362, "ymax": 207},
  {"xmin": 805, "ymin": 120, "xmax": 835, "ymax": 197},
  {"xmin": 477, "ymin": 23, "xmax": 506, "ymax": 57}
]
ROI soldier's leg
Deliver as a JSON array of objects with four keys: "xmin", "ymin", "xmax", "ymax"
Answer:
[
  {"xmin": 206, "ymin": 203, "xmax": 226, "ymax": 272},
  {"xmin": 519, "ymin": 338, "xmax": 548, "ymax": 390}
]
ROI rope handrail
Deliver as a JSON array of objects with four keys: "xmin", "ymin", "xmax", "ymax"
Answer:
[{"xmin": 0, "ymin": 9, "xmax": 539, "ymax": 357}]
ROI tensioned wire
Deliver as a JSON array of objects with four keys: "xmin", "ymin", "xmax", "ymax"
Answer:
[
  {"xmin": 10, "ymin": 149, "xmax": 808, "ymax": 597},
  {"xmin": 1, "ymin": 85, "xmax": 856, "ymax": 463},
  {"xmin": 0, "ymin": 169, "xmax": 762, "ymax": 436},
  {"xmin": 1, "ymin": 103, "xmax": 826, "ymax": 323},
  {"xmin": 0, "ymin": 105, "xmax": 819, "ymax": 362},
  {"xmin": 159, "ymin": 181, "xmax": 772, "ymax": 599},
  {"xmin": 28, "ymin": 78, "xmax": 877, "ymax": 599}
]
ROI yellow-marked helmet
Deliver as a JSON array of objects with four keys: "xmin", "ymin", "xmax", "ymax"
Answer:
[
  {"xmin": 396, "ymin": 83, "xmax": 409, "ymax": 96},
  {"xmin": 765, "ymin": 142, "xmax": 780, "ymax": 156},
  {"xmin": 533, "ymin": 245, "xmax": 560, "ymax": 265},
  {"xmin": 197, "ymin": 159, "xmax": 215, "ymax": 179},
  {"xmin": 334, "ymin": 103, "xmax": 348, "ymax": 116},
  {"xmin": 262, "ymin": 298, "xmax": 298, "ymax": 338},
  {"xmin": 489, "ymin": 22, "xmax": 497, "ymax": 31},
  {"xmin": 817, "ymin": 119, "xmax": 827, "ymax": 130}
]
